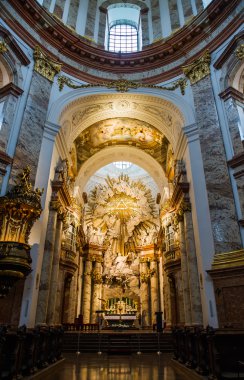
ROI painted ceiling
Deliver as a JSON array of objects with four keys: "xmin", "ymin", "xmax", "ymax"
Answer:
[{"xmin": 73, "ymin": 117, "xmax": 171, "ymax": 175}]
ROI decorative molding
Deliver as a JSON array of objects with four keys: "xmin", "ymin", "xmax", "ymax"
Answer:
[
  {"xmin": 0, "ymin": 25, "xmax": 30, "ymax": 66},
  {"xmin": 33, "ymin": 46, "xmax": 61, "ymax": 82},
  {"xmin": 0, "ymin": 41, "xmax": 8, "ymax": 54},
  {"xmin": 0, "ymin": 82, "xmax": 23, "ymax": 98},
  {"xmin": 182, "ymin": 50, "xmax": 211, "ymax": 85},
  {"xmin": 235, "ymin": 43, "xmax": 244, "ymax": 60},
  {"xmin": 3, "ymin": 0, "xmax": 242, "ymax": 80},
  {"xmin": 57, "ymin": 76, "xmax": 188, "ymax": 95},
  {"xmin": 219, "ymin": 86, "xmax": 244, "ymax": 103},
  {"xmin": 228, "ymin": 151, "xmax": 244, "ymax": 169},
  {"xmin": 214, "ymin": 31, "xmax": 244, "ymax": 69},
  {"xmin": 209, "ymin": 249, "xmax": 244, "ymax": 271}
]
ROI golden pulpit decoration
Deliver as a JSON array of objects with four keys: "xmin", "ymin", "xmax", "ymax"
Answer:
[{"xmin": 0, "ymin": 167, "xmax": 43, "ymax": 297}]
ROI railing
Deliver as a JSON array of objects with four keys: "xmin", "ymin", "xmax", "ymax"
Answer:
[
  {"xmin": 63, "ymin": 323, "xmax": 99, "ymax": 332},
  {"xmin": 0, "ymin": 325, "xmax": 63, "ymax": 379},
  {"xmin": 172, "ymin": 327, "xmax": 244, "ymax": 379}
]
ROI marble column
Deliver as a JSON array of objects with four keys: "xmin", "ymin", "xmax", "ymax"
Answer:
[
  {"xmin": 184, "ymin": 211, "xmax": 202, "ymax": 325},
  {"xmin": 179, "ymin": 220, "xmax": 192, "ymax": 325},
  {"xmin": 36, "ymin": 203, "xmax": 58, "ymax": 324},
  {"xmin": 68, "ymin": 271, "xmax": 78, "ymax": 323},
  {"xmin": 46, "ymin": 213, "xmax": 63, "ymax": 324},
  {"xmin": 77, "ymin": 258, "xmax": 84, "ymax": 318},
  {"xmin": 91, "ymin": 261, "xmax": 102, "ymax": 322},
  {"xmin": 82, "ymin": 259, "xmax": 92, "ymax": 323},
  {"xmin": 54, "ymin": 269, "xmax": 65, "ymax": 324},
  {"xmin": 140, "ymin": 261, "xmax": 150, "ymax": 326},
  {"xmin": 150, "ymin": 260, "xmax": 158, "ymax": 325},
  {"xmin": 175, "ymin": 270, "xmax": 185, "ymax": 325},
  {"xmin": 164, "ymin": 275, "xmax": 172, "ymax": 328},
  {"xmin": 191, "ymin": 74, "xmax": 241, "ymax": 254}
]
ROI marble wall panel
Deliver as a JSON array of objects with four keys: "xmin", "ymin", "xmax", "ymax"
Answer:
[
  {"xmin": 141, "ymin": 12, "xmax": 150, "ymax": 46},
  {"xmin": 151, "ymin": 0, "xmax": 162, "ymax": 40},
  {"xmin": 182, "ymin": 0, "xmax": 193, "ymax": 18},
  {"xmin": 192, "ymin": 76, "xmax": 242, "ymax": 253},
  {"xmin": 168, "ymin": 0, "xmax": 180, "ymax": 31},
  {"xmin": 0, "ymin": 94, "xmax": 18, "ymax": 151},
  {"xmin": 195, "ymin": 0, "xmax": 203, "ymax": 12},
  {"xmin": 54, "ymin": 0, "xmax": 65, "ymax": 19},
  {"xmin": 224, "ymin": 98, "xmax": 243, "ymax": 156},
  {"xmin": 43, "ymin": 0, "xmax": 52, "ymax": 10},
  {"xmin": 85, "ymin": 0, "xmax": 97, "ymax": 39},
  {"xmin": 10, "ymin": 72, "xmax": 52, "ymax": 185},
  {"xmin": 212, "ymin": 272, "xmax": 244, "ymax": 328},
  {"xmin": 67, "ymin": 0, "xmax": 80, "ymax": 29},
  {"xmin": 97, "ymin": 10, "xmax": 107, "ymax": 46}
]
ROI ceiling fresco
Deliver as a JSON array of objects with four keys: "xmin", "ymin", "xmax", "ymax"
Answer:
[{"xmin": 73, "ymin": 117, "xmax": 172, "ymax": 176}]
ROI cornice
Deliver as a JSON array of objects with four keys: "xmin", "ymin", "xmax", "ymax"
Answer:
[
  {"xmin": 2, "ymin": 0, "xmax": 242, "ymax": 82},
  {"xmin": 219, "ymin": 86, "xmax": 244, "ymax": 103},
  {"xmin": 0, "ymin": 82, "xmax": 23, "ymax": 98},
  {"xmin": 214, "ymin": 31, "xmax": 244, "ymax": 69},
  {"xmin": 228, "ymin": 152, "xmax": 244, "ymax": 169},
  {"xmin": 0, "ymin": 151, "xmax": 13, "ymax": 166},
  {"xmin": 0, "ymin": 25, "xmax": 30, "ymax": 66}
]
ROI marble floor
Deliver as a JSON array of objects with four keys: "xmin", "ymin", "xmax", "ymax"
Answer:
[{"xmin": 36, "ymin": 353, "xmax": 191, "ymax": 380}]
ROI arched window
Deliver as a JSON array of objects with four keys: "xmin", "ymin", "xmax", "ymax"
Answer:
[{"xmin": 107, "ymin": 5, "xmax": 141, "ymax": 53}]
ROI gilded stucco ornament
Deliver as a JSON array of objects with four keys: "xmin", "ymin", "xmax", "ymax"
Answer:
[
  {"xmin": 0, "ymin": 41, "xmax": 8, "ymax": 54},
  {"xmin": 0, "ymin": 167, "xmax": 43, "ymax": 297},
  {"xmin": 235, "ymin": 44, "xmax": 244, "ymax": 60},
  {"xmin": 92, "ymin": 270, "xmax": 103, "ymax": 284},
  {"xmin": 182, "ymin": 50, "xmax": 211, "ymax": 84},
  {"xmin": 140, "ymin": 268, "xmax": 156, "ymax": 283},
  {"xmin": 34, "ymin": 46, "xmax": 61, "ymax": 82},
  {"xmin": 58, "ymin": 75, "xmax": 187, "ymax": 95}
]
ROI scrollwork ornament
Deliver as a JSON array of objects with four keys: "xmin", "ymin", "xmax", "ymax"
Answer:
[
  {"xmin": 34, "ymin": 46, "xmax": 61, "ymax": 82},
  {"xmin": 235, "ymin": 44, "xmax": 244, "ymax": 60},
  {"xmin": 140, "ymin": 268, "xmax": 156, "ymax": 283},
  {"xmin": 182, "ymin": 50, "xmax": 211, "ymax": 84}
]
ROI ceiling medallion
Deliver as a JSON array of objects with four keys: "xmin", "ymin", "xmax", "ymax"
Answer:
[{"xmin": 58, "ymin": 76, "xmax": 187, "ymax": 95}]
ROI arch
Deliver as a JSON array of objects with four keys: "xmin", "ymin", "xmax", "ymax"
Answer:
[
  {"xmin": 48, "ymin": 87, "xmax": 195, "ymax": 150},
  {"xmin": 0, "ymin": 59, "xmax": 12, "ymax": 88},
  {"xmin": 75, "ymin": 145, "xmax": 167, "ymax": 194}
]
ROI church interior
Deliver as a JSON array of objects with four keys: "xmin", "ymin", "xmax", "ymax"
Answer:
[{"xmin": 0, "ymin": 0, "xmax": 243, "ymax": 378}]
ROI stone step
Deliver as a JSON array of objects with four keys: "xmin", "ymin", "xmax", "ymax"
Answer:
[{"xmin": 63, "ymin": 332, "xmax": 173, "ymax": 353}]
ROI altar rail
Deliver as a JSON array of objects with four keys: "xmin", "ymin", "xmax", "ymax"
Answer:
[
  {"xmin": 0, "ymin": 325, "xmax": 63, "ymax": 379},
  {"xmin": 172, "ymin": 327, "xmax": 244, "ymax": 379}
]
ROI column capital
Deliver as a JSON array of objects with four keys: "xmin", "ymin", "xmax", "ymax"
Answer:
[
  {"xmin": 182, "ymin": 50, "xmax": 211, "ymax": 85},
  {"xmin": 33, "ymin": 46, "xmax": 61, "ymax": 82}
]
